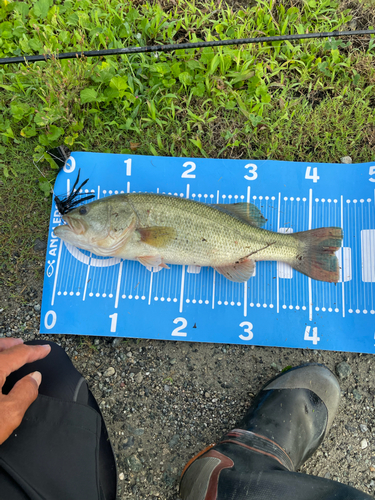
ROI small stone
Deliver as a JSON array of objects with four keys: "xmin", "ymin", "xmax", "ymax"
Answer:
[
  {"xmin": 170, "ymin": 358, "xmax": 177, "ymax": 365},
  {"xmin": 361, "ymin": 439, "xmax": 368, "ymax": 450},
  {"xmin": 164, "ymin": 385, "xmax": 170, "ymax": 392},
  {"xmin": 122, "ymin": 436, "xmax": 135, "ymax": 450},
  {"xmin": 127, "ymin": 455, "xmax": 142, "ymax": 472},
  {"xmin": 168, "ymin": 434, "xmax": 180, "ymax": 448},
  {"xmin": 335, "ymin": 361, "xmax": 351, "ymax": 379},
  {"xmin": 352, "ymin": 388, "xmax": 362, "ymax": 401},
  {"xmin": 103, "ymin": 367, "xmax": 115, "ymax": 377},
  {"xmin": 33, "ymin": 304, "xmax": 41, "ymax": 312},
  {"xmin": 33, "ymin": 238, "xmax": 47, "ymax": 252},
  {"xmin": 135, "ymin": 372, "xmax": 143, "ymax": 384},
  {"xmin": 133, "ymin": 428, "xmax": 144, "ymax": 436},
  {"xmin": 119, "ymin": 472, "xmax": 125, "ymax": 481},
  {"xmin": 340, "ymin": 156, "xmax": 352, "ymax": 164},
  {"xmin": 271, "ymin": 362, "xmax": 281, "ymax": 372},
  {"xmin": 360, "ymin": 424, "xmax": 368, "ymax": 433},
  {"xmin": 112, "ymin": 338, "xmax": 121, "ymax": 346},
  {"xmin": 324, "ymin": 472, "xmax": 331, "ymax": 479}
]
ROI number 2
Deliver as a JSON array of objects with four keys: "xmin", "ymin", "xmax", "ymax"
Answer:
[
  {"xmin": 244, "ymin": 163, "xmax": 258, "ymax": 181},
  {"xmin": 172, "ymin": 317, "xmax": 188, "ymax": 337},
  {"xmin": 239, "ymin": 321, "xmax": 254, "ymax": 340},
  {"xmin": 305, "ymin": 166, "xmax": 320, "ymax": 183},
  {"xmin": 182, "ymin": 161, "xmax": 196, "ymax": 178},
  {"xmin": 369, "ymin": 165, "xmax": 375, "ymax": 182}
]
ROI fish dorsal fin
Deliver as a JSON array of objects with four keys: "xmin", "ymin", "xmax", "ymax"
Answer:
[
  {"xmin": 138, "ymin": 226, "xmax": 177, "ymax": 248},
  {"xmin": 213, "ymin": 203, "xmax": 266, "ymax": 228},
  {"xmin": 214, "ymin": 258, "xmax": 255, "ymax": 283}
]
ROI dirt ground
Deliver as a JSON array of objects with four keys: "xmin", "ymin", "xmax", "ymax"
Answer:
[
  {"xmin": 2, "ymin": 0, "xmax": 375, "ymax": 498},
  {"xmin": 1, "ymin": 261, "xmax": 375, "ymax": 499}
]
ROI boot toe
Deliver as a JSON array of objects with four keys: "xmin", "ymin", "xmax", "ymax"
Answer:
[{"xmin": 263, "ymin": 364, "xmax": 341, "ymax": 433}]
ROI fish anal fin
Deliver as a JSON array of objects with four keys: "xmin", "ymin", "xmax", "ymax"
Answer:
[
  {"xmin": 138, "ymin": 226, "xmax": 176, "ymax": 248},
  {"xmin": 214, "ymin": 259, "xmax": 255, "ymax": 283},
  {"xmin": 138, "ymin": 256, "xmax": 170, "ymax": 269},
  {"xmin": 213, "ymin": 203, "xmax": 266, "ymax": 228}
]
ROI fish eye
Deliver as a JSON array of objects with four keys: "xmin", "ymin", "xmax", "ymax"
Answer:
[{"xmin": 79, "ymin": 207, "xmax": 88, "ymax": 215}]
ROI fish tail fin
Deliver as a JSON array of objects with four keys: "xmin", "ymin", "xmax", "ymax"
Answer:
[{"xmin": 291, "ymin": 227, "xmax": 343, "ymax": 282}]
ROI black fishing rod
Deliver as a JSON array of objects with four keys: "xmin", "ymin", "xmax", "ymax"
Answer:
[{"xmin": 1, "ymin": 29, "xmax": 374, "ymax": 65}]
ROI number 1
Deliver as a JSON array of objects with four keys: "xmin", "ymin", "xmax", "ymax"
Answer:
[
  {"xmin": 124, "ymin": 159, "xmax": 132, "ymax": 176},
  {"xmin": 109, "ymin": 313, "xmax": 118, "ymax": 333}
]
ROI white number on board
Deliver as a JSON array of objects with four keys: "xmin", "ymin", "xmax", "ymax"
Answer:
[
  {"xmin": 109, "ymin": 313, "xmax": 118, "ymax": 333},
  {"xmin": 239, "ymin": 321, "xmax": 254, "ymax": 341},
  {"xmin": 244, "ymin": 163, "xmax": 258, "ymax": 181},
  {"xmin": 63, "ymin": 156, "xmax": 76, "ymax": 173},
  {"xmin": 172, "ymin": 317, "xmax": 188, "ymax": 337},
  {"xmin": 44, "ymin": 310, "xmax": 57, "ymax": 330},
  {"xmin": 124, "ymin": 159, "xmax": 132, "ymax": 176},
  {"xmin": 182, "ymin": 161, "xmax": 196, "ymax": 178},
  {"xmin": 304, "ymin": 326, "xmax": 320, "ymax": 345},
  {"xmin": 369, "ymin": 165, "xmax": 375, "ymax": 182},
  {"xmin": 305, "ymin": 166, "xmax": 320, "ymax": 183}
]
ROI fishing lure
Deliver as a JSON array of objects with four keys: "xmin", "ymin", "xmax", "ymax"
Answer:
[{"xmin": 54, "ymin": 168, "xmax": 95, "ymax": 215}]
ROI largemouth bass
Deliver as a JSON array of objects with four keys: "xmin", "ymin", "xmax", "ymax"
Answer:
[{"xmin": 54, "ymin": 193, "xmax": 343, "ymax": 283}]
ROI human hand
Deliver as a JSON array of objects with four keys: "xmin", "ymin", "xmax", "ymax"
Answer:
[{"xmin": 0, "ymin": 338, "xmax": 51, "ymax": 445}]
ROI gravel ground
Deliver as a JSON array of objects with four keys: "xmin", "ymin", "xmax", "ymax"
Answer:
[{"xmin": 1, "ymin": 262, "xmax": 375, "ymax": 499}]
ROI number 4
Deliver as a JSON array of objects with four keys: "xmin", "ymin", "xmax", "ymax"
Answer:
[
  {"xmin": 305, "ymin": 166, "xmax": 320, "ymax": 183},
  {"xmin": 304, "ymin": 326, "xmax": 320, "ymax": 345}
]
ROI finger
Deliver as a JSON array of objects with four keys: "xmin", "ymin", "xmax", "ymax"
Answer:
[
  {"xmin": 0, "ymin": 344, "xmax": 51, "ymax": 387},
  {"xmin": 0, "ymin": 372, "xmax": 41, "ymax": 445},
  {"xmin": 0, "ymin": 338, "xmax": 24, "ymax": 352}
]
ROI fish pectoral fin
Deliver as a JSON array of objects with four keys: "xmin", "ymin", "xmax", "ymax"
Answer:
[
  {"xmin": 214, "ymin": 259, "xmax": 255, "ymax": 283},
  {"xmin": 137, "ymin": 226, "xmax": 176, "ymax": 248},
  {"xmin": 213, "ymin": 203, "xmax": 266, "ymax": 228},
  {"xmin": 138, "ymin": 256, "xmax": 170, "ymax": 269}
]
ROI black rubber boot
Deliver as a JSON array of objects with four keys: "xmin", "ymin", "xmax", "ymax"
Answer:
[
  {"xmin": 180, "ymin": 364, "xmax": 342, "ymax": 500},
  {"xmin": 230, "ymin": 363, "xmax": 341, "ymax": 471}
]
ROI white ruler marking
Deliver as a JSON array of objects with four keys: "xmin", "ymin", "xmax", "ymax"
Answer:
[
  {"xmin": 341, "ymin": 195, "xmax": 345, "ymax": 317},
  {"xmin": 82, "ymin": 254, "xmax": 92, "ymax": 301},
  {"xmin": 277, "ymin": 192, "xmax": 281, "ymax": 313},
  {"xmin": 148, "ymin": 271, "xmax": 153, "ymax": 305},
  {"xmin": 308, "ymin": 188, "xmax": 313, "ymax": 321},
  {"xmin": 115, "ymin": 261, "xmax": 123, "ymax": 309},
  {"xmin": 179, "ymin": 265, "xmax": 186, "ymax": 313},
  {"xmin": 212, "ymin": 270, "xmax": 216, "ymax": 310}
]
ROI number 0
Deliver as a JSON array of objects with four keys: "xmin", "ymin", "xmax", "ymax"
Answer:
[{"xmin": 44, "ymin": 310, "xmax": 57, "ymax": 330}]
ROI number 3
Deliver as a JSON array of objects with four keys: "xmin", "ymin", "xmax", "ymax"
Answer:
[
  {"xmin": 239, "ymin": 321, "xmax": 254, "ymax": 340},
  {"xmin": 244, "ymin": 163, "xmax": 258, "ymax": 181},
  {"xmin": 369, "ymin": 165, "xmax": 375, "ymax": 182}
]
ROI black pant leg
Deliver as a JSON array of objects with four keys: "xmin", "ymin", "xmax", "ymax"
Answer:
[
  {"xmin": 180, "ymin": 441, "xmax": 372, "ymax": 500},
  {"xmin": 0, "ymin": 340, "xmax": 117, "ymax": 500}
]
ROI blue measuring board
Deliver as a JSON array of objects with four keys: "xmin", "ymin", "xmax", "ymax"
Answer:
[{"xmin": 40, "ymin": 152, "xmax": 375, "ymax": 353}]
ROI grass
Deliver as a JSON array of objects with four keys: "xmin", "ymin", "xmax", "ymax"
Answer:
[{"xmin": 1, "ymin": 0, "xmax": 375, "ymax": 280}]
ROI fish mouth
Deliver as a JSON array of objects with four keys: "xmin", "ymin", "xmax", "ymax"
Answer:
[
  {"xmin": 62, "ymin": 215, "xmax": 87, "ymax": 235},
  {"xmin": 54, "ymin": 216, "xmax": 87, "ymax": 237}
]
